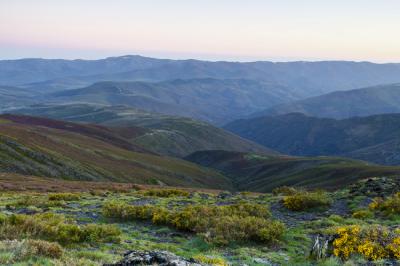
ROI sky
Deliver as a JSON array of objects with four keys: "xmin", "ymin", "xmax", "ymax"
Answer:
[{"xmin": 0, "ymin": 0, "xmax": 400, "ymax": 62}]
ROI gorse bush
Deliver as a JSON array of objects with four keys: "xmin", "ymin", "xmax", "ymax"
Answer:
[
  {"xmin": 369, "ymin": 192, "xmax": 400, "ymax": 217},
  {"xmin": 272, "ymin": 186, "xmax": 298, "ymax": 196},
  {"xmin": 142, "ymin": 188, "xmax": 190, "ymax": 198},
  {"xmin": 332, "ymin": 225, "xmax": 400, "ymax": 261},
  {"xmin": 48, "ymin": 193, "xmax": 81, "ymax": 201},
  {"xmin": 193, "ymin": 255, "xmax": 228, "ymax": 266},
  {"xmin": 102, "ymin": 201, "xmax": 283, "ymax": 245},
  {"xmin": 0, "ymin": 213, "xmax": 121, "ymax": 245},
  {"xmin": 352, "ymin": 210, "xmax": 373, "ymax": 219},
  {"xmin": 283, "ymin": 190, "xmax": 332, "ymax": 211}
]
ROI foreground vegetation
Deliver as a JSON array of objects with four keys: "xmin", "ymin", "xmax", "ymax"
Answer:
[{"xmin": 0, "ymin": 176, "xmax": 398, "ymax": 265}]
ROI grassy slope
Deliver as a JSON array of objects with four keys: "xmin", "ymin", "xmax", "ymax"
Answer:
[
  {"xmin": 185, "ymin": 150, "xmax": 400, "ymax": 192},
  {"xmin": 0, "ymin": 115, "xmax": 233, "ymax": 190},
  {"xmin": 11, "ymin": 104, "xmax": 274, "ymax": 157}
]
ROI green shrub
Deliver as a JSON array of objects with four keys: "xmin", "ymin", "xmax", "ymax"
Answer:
[
  {"xmin": 102, "ymin": 201, "xmax": 159, "ymax": 220},
  {"xmin": 102, "ymin": 201, "xmax": 282, "ymax": 245},
  {"xmin": 81, "ymin": 223, "xmax": 122, "ymax": 243},
  {"xmin": 48, "ymin": 193, "xmax": 80, "ymax": 201},
  {"xmin": 0, "ymin": 213, "xmax": 121, "ymax": 245},
  {"xmin": 272, "ymin": 186, "xmax": 298, "ymax": 196},
  {"xmin": 142, "ymin": 188, "xmax": 190, "ymax": 198},
  {"xmin": 204, "ymin": 215, "xmax": 285, "ymax": 245},
  {"xmin": 0, "ymin": 239, "xmax": 63, "ymax": 263},
  {"xmin": 283, "ymin": 190, "xmax": 332, "ymax": 211},
  {"xmin": 20, "ymin": 239, "xmax": 63, "ymax": 259},
  {"xmin": 352, "ymin": 210, "xmax": 373, "ymax": 219},
  {"xmin": 369, "ymin": 192, "xmax": 400, "ymax": 216}
]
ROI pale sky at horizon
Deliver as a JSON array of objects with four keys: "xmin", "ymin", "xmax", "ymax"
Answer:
[{"xmin": 0, "ymin": 0, "xmax": 400, "ymax": 62}]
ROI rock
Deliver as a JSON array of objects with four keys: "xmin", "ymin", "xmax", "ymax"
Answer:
[
  {"xmin": 66, "ymin": 203, "xmax": 81, "ymax": 208},
  {"xmin": 130, "ymin": 198, "xmax": 157, "ymax": 206},
  {"xmin": 104, "ymin": 250, "xmax": 204, "ymax": 266},
  {"xmin": 16, "ymin": 208, "xmax": 40, "ymax": 215},
  {"xmin": 253, "ymin": 258, "xmax": 273, "ymax": 265},
  {"xmin": 217, "ymin": 192, "xmax": 232, "ymax": 199},
  {"xmin": 198, "ymin": 193, "xmax": 209, "ymax": 200}
]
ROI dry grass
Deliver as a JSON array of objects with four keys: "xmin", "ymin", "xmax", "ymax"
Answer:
[{"xmin": 0, "ymin": 173, "xmax": 224, "ymax": 194}]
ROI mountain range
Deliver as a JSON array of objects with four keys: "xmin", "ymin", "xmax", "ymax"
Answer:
[
  {"xmin": 4, "ymin": 56, "xmax": 400, "ymax": 125},
  {"xmin": 3, "ymin": 56, "xmax": 400, "ymax": 97},
  {"xmin": 3, "ymin": 55, "xmax": 400, "ymax": 192},
  {"xmin": 43, "ymin": 79, "xmax": 301, "ymax": 124}
]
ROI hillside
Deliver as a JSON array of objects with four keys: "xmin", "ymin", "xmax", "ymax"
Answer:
[
  {"xmin": 11, "ymin": 104, "xmax": 274, "ymax": 157},
  {"xmin": 255, "ymin": 83, "xmax": 400, "ymax": 119},
  {"xmin": 185, "ymin": 150, "xmax": 400, "ymax": 192},
  {"xmin": 3, "ymin": 56, "xmax": 400, "ymax": 98},
  {"xmin": 225, "ymin": 113, "xmax": 400, "ymax": 165},
  {"xmin": 0, "ymin": 114, "xmax": 233, "ymax": 190},
  {"xmin": 46, "ymin": 79, "xmax": 300, "ymax": 124},
  {"xmin": 0, "ymin": 85, "xmax": 38, "ymax": 111}
]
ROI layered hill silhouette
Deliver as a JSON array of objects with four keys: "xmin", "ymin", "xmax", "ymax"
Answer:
[
  {"xmin": 225, "ymin": 113, "xmax": 400, "ymax": 165},
  {"xmin": 43, "ymin": 79, "xmax": 300, "ymax": 124},
  {"xmin": 4, "ymin": 56, "xmax": 400, "ymax": 124},
  {"xmin": 3, "ymin": 56, "xmax": 400, "ymax": 98},
  {"xmin": 11, "ymin": 104, "xmax": 273, "ymax": 157},
  {"xmin": 254, "ymin": 83, "xmax": 400, "ymax": 119}
]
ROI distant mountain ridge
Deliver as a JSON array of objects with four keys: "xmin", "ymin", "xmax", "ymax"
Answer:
[
  {"xmin": 3, "ymin": 55, "xmax": 400, "ymax": 98},
  {"xmin": 4, "ymin": 56, "xmax": 400, "ymax": 124},
  {"xmin": 253, "ymin": 83, "xmax": 400, "ymax": 119},
  {"xmin": 225, "ymin": 112, "xmax": 400, "ymax": 165}
]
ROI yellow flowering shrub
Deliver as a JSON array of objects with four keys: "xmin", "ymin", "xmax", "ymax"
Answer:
[
  {"xmin": 388, "ymin": 237, "xmax": 400, "ymax": 259},
  {"xmin": 369, "ymin": 192, "xmax": 400, "ymax": 216},
  {"xmin": 193, "ymin": 255, "xmax": 228, "ymax": 266},
  {"xmin": 332, "ymin": 225, "xmax": 400, "ymax": 261}
]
